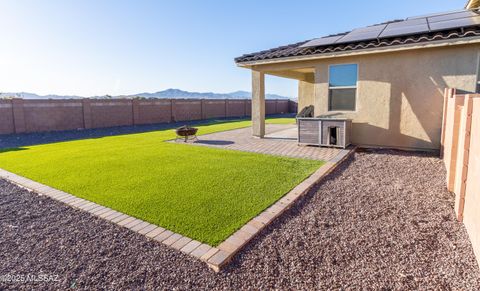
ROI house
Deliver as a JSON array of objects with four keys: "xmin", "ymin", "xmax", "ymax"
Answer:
[{"xmin": 236, "ymin": 3, "xmax": 480, "ymax": 151}]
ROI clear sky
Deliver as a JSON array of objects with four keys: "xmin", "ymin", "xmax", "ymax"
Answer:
[{"xmin": 0, "ymin": 0, "xmax": 466, "ymax": 97}]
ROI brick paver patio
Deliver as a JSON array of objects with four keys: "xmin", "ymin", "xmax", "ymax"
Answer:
[{"xmin": 179, "ymin": 124, "xmax": 341, "ymax": 161}]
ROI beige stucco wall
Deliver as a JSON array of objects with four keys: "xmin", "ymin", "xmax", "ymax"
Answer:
[
  {"xmin": 315, "ymin": 45, "xmax": 478, "ymax": 150},
  {"xmin": 278, "ymin": 44, "xmax": 480, "ymax": 150},
  {"xmin": 298, "ymin": 73, "xmax": 315, "ymax": 111}
]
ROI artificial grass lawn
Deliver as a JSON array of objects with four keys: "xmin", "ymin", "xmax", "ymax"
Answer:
[
  {"xmin": 265, "ymin": 117, "xmax": 296, "ymax": 124},
  {"xmin": 0, "ymin": 118, "xmax": 321, "ymax": 245}
]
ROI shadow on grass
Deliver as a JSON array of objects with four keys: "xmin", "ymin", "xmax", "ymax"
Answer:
[
  {"xmin": 0, "ymin": 147, "xmax": 27, "ymax": 154},
  {"xmin": 0, "ymin": 117, "xmax": 253, "ymax": 149},
  {"xmin": 193, "ymin": 140, "xmax": 235, "ymax": 146},
  {"xmin": 0, "ymin": 114, "xmax": 294, "ymax": 150}
]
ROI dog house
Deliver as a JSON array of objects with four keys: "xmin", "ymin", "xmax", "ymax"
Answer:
[{"xmin": 297, "ymin": 117, "xmax": 352, "ymax": 148}]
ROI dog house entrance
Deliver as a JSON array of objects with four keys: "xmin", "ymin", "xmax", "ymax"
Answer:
[{"xmin": 328, "ymin": 126, "xmax": 339, "ymax": 146}]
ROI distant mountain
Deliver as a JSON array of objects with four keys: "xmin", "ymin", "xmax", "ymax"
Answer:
[
  {"xmin": 0, "ymin": 89, "xmax": 293, "ymax": 100},
  {"xmin": 122, "ymin": 89, "xmax": 291, "ymax": 100},
  {"xmin": 0, "ymin": 92, "xmax": 85, "ymax": 99}
]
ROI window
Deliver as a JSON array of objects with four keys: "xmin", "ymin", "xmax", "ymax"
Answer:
[{"xmin": 328, "ymin": 64, "xmax": 358, "ymax": 111}]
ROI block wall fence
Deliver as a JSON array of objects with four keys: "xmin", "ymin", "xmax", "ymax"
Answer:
[
  {"xmin": 0, "ymin": 98, "xmax": 297, "ymax": 135},
  {"xmin": 441, "ymin": 88, "xmax": 480, "ymax": 267}
]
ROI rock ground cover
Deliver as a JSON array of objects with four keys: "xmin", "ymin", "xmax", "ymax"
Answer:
[{"xmin": 0, "ymin": 149, "xmax": 479, "ymax": 290}]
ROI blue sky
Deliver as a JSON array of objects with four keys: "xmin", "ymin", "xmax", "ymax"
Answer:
[{"xmin": 0, "ymin": 0, "xmax": 466, "ymax": 97}]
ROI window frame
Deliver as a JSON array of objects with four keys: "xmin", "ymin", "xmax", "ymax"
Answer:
[{"xmin": 327, "ymin": 63, "xmax": 358, "ymax": 112}]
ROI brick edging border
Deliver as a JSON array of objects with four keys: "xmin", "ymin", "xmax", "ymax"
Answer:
[
  {"xmin": 207, "ymin": 146, "xmax": 356, "ymax": 271},
  {"xmin": 0, "ymin": 146, "xmax": 355, "ymax": 272}
]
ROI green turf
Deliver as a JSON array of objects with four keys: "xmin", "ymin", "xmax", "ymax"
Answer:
[
  {"xmin": 0, "ymin": 118, "xmax": 321, "ymax": 245},
  {"xmin": 266, "ymin": 117, "xmax": 296, "ymax": 124}
]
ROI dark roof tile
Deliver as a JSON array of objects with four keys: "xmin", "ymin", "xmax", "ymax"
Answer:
[{"xmin": 235, "ymin": 27, "xmax": 480, "ymax": 64}]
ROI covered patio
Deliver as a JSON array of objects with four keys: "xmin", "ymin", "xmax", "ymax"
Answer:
[
  {"xmin": 180, "ymin": 123, "xmax": 341, "ymax": 161},
  {"xmin": 250, "ymin": 68, "xmax": 314, "ymax": 138}
]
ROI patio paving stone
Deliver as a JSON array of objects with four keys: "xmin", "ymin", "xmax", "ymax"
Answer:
[{"xmin": 172, "ymin": 124, "xmax": 341, "ymax": 161}]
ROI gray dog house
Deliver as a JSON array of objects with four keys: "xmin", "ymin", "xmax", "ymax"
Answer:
[{"xmin": 297, "ymin": 117, "xmax": 352, "ymax": 148}]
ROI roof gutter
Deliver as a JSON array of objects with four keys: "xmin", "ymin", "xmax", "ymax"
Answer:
[{"xmin": 235, "ymin": 36, "xmax": 480, "ymax": 68}]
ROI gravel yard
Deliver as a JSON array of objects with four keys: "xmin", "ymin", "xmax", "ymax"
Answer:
[{"xmin": 0, "ymin": 149, "xmax": 479, "ymax": 290}]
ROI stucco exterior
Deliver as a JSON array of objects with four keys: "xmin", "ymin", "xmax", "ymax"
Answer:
[
  {"xmin": 251, "ymin": 43, "xmax": 480, "ymax": 150},
  {"xmin": 298, "ymin": 74, "xmax": 315, "ymax": 111}
]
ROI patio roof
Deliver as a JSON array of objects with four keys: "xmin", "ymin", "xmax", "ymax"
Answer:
[{"xmin": 235, "ymin": 9, "xmax": 480, "ymax": 65}]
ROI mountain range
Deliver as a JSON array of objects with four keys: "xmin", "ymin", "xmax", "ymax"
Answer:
[{"xmin": 0, "ymin": 89, "xmax": 293, "ymax": 100}]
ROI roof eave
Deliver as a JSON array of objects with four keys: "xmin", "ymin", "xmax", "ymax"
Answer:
[
  {"xmin": 235, "ymin": 36, "xmax": 480, "ymax": 68},
  {"xmin": 466, "ymin": 0, "xmax": 480, "ymax": 9}
]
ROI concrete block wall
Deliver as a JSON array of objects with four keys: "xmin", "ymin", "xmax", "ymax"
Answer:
[
  {"xmin": 441, "ymin": 89, "xmax": 480, "ymax": 267},
  {"xmin": 0, "ymin": 100, "xmax": 15, "ymax": 134},
  {"xmin": 90, "ymin": 100, "xmax": 133, "ymax": 128},
  {"xmin": 0, "ymin": 98, "xmax": 296, "ymax": 135},
  {"xmin": 174, "ymin": 99, "xmax": 202, "ymax": 121},
  {"xmin": 134, "ymin": 100, "xmax": 172, "ymax": 125}
]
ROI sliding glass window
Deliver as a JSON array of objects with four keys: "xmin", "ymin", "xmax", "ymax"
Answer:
[{"xmin": 328, "ymin": 64, "xmax": 358, "ymax": 111}]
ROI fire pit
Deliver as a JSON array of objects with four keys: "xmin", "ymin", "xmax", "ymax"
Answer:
[{"xmin": 175, "ymin": 125, "xmax": 198, "ymax": 142}]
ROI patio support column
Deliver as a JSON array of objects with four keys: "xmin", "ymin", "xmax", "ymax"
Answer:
[{"xmin": 252, "ymin": 70, "xmax": 265, "ymax": 138}]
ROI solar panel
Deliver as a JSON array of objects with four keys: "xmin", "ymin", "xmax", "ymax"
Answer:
[
  {"xmin": 429, "ymin": 15, "xmax": 480, "ymax": 31},
  {"xmin": 300, "ymin": 35, "xmax": 345, "ymax": 48},
  {"xmin": 428, "ymin": 10, "xmax": 479, "ymax": 23},
  {"xmin": 387, "ymin": 18, "xmax": 427, "ymax": 27},
  {"xmin": 407, "ymin": 9, "xmax": 466, "ymax": 20},
  {"xmin": 334, "ymin": 24, "xmax": 385, "ymax": 44},
  {"xmin": 298, "ymin": 8, "xmax": 480, "ymax": 49},
  {"xmin": 380, "ymin": 24, "xmax": 429, "ymax": 38},
  {"xmin": 335, "ymin": 31, "xmax": 380, "ymax": 43},
  {"xmin": 349, "ymin": 24, "xmax": 387, "ymax": 33}
]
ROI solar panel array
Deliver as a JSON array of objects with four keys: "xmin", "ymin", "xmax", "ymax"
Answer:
[{"xmin": 300, "ymin": 8, "xmax": 480, "ymax": 48}]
